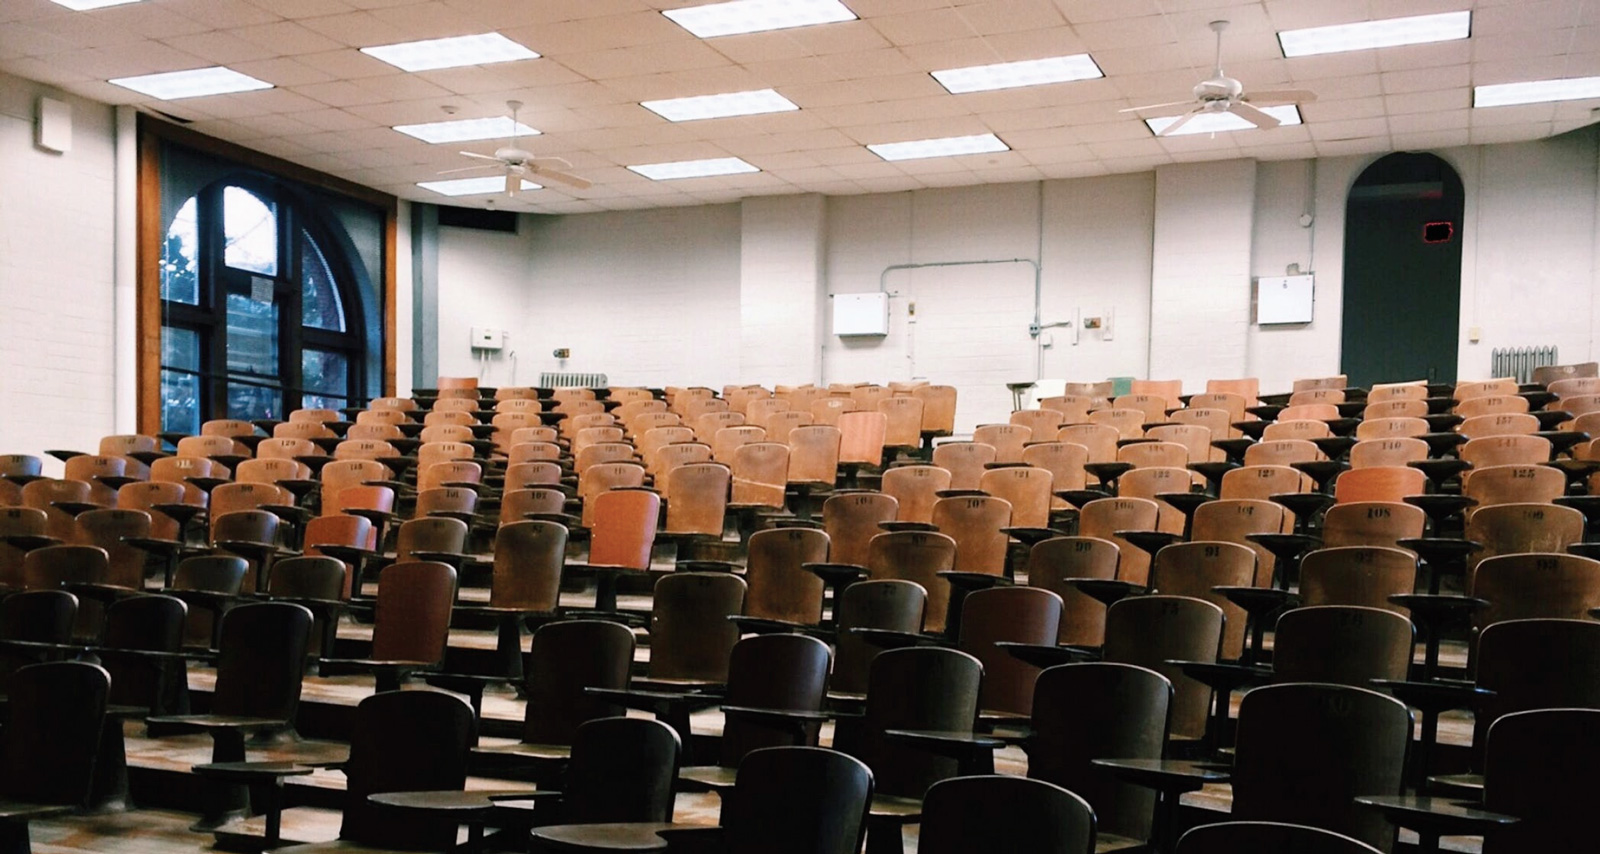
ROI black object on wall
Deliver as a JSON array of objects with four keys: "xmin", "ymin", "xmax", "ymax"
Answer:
[{"xmin": 1341, "ymin": 152, "xmax": 1465, "ymax": 387}]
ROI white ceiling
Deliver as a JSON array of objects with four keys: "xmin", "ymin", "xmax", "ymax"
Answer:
[{"xmin": 4, "ymin": 0, "xmax": 1598, "ymax": 214}]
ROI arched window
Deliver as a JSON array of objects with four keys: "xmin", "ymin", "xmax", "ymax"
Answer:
[{"xmin": 159, "ymin": 177, "xmax": 369, "ymax": 433}]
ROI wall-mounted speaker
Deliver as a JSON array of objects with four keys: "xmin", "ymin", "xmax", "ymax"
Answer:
[{"xmin": 36, "ymin": 97, "xmax": 71, "ymax": 154}]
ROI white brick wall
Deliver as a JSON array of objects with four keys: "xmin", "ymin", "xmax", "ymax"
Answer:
[
  {"xmin": 739, "ymin": 195, "xmax": 825, "ymax": 385},
  {"xmin": 0, "ymin": 73, "xmax": 116, "ymax": 469}
]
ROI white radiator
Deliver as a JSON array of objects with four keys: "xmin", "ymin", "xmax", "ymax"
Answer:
[
  {"xmin": 1490, "ymin": 346, "xmax": 1557, "ymax": 384},
  {"xmin": 539, "ymin": 372, "xmax": 608, "ymax": 388}
]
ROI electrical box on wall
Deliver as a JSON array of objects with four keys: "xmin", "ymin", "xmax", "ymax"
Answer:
[
  {"xmin": 1254, "ymin": 275, "xmax": 1315, "ymax": 325},
  {"xmin": 470, "ymin": 327, "xmax": 505, "ymax": 351},
  {"xmin": 36, "ymin": 97, "xmax": 70, "ymax": 154},
  {"xmin": 833, "ymin": 292, "xmax": 889, "ymax": 337}
]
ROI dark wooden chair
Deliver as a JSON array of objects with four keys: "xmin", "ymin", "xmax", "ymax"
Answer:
[
  {"xmin": 472, "ymin": 619, "xmax": 635, "ymax": 771},
  {"xmin": 842, "ymin": 646, "xmax": 982, "ymax": 854},
  {"xmin": 1472, "ymin": 551, "xmax": 1600, "ymax": 628},
  {"xmin": 98, "ymin": 594, "xmax": 190, "ymax": 715},
  {"xmin": 1029, "ymin": 663, "xmax": 1171, "ymax": 848},
  {"xmin": 0, "ymin": 508, "xmax": 52, "ymax": 590},
  {"xmin": 1026, "ymin": 536, "xmax": 1120, "ymax": 647},
  {"xmin": 263, "ymin": 556, "xmax": 347, "ymax": 658},
  {"xmin": 438, "ymin": 520, "xmax": 566, "ymax": 692},
  {"xmin": 210, "ymin": 509, "xmax": 284, "ymax": 594},
  {"xmin": 320, "ymin": 560, "xmax": 457, "ymax": 692},
  {"xmin": 392, "ymin": 516, "xmax": 469, "ymax": 570},
  {"xmin": 866, "ymin": 531, "xmax": 956, "ymax": 633},
  {"xmin": 917, "ymin": 775, "xmax": 1095, "ymax": 854},
  {"xmin": 1298, "ymin": 547, "xmax": 1417, "ymax": 616},
  {"xmin": 1479, "ymin": 708, "xmax": 1600, "ymax": 851},
  {"xmin": 145, "ymin": 602, "xmax": 313, "ymax": 828},
  {"xmin": 830, "ymin": 579, "xmax": 927, "ymax": 698},
  {"xmin": 1104, "ymin": 596, "xmax": 1224, "ymax": 744},
  {"xmin": 1176, "ymin": 822, "xmax": 1381, "ymax": 853},
  {"xmin": 0, "ymin": 590, "xmax": 77, "ymax": 695},
  {"xmin": 279, "ymin": 689, "xmax": 477, "ymax": 853},
  {"xmin": 731, "ymin": 527, "xmax": 830, "ymax": 633},
  {"xmin": 1149, "ymin": 541, "xmax": 1257, "ymax": 661},
  {"xmin": 1272, "ymin": 606, "xmax": 1413, "ymax": 688},
  {"xmin": 0, "ymin": 661, "xmax": 110, "ymax": 854},
  {"xmin": 958, "ymin": 585, "xmax": 1062, "ymax": 717},
  {"xmin": 168, "ymin": 554, "xmax": 248, "ymax": 650},
  {"xmin": 1231, "ymin": 684, "xmax": 1411, "ymax": 851},
  {"xmin": 1467, "ymin": 618, "xmax": 1600, "ymax": 779},
  {"xmin": 679, "ymin": 633, "xmax": 833, "ymax": 788}
]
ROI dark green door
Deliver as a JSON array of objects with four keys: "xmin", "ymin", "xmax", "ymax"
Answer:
[{"xmin": 1341, "ymin": 153, "xmax": 1464, "ymax": 387}]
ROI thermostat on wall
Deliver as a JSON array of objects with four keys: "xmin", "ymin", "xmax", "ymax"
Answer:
[{"xmin": 833, "ymin": 292, "xmax": 889, "ymax": 337}]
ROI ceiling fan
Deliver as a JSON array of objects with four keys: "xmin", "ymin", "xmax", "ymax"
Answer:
[
  {"xmin": 440, "ymin": 100, "xmax": 592, "ymax": 195},
  {"xmin": 1120, "ymin": 20, "xmax": 1317, "ymax": 137}
]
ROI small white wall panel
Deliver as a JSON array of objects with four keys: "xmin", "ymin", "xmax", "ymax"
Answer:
[
  {"xmin": 1255, "ymin": 274, "xmax": 1315, "ymax": 325},
  {"xmin": 833, "ymin": 292, "xmax": 889, "ymax": 336}
]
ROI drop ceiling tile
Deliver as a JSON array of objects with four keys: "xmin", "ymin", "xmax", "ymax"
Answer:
[
  {"xmin": 1036, "ymin": 161, "xmax": 1110, "ymax": 179},
  {"xmin": 510, "ymin": 12, "xmax": 688, "ymax": 55},
  {"xmin": 293, "ymin": 107, "xmax": 383, "ymax": 131},
  {"xmin": 160, "ymin": 31, "xmax": 281, "ymax": 65},
  {"xmin": 25, "ymin": 14, "xmax": 160, "ymax": 50},
  {"xmin": 596, "ymin": 65, "xmax": 770, "ymax": 101},
  {"xmin": 295, "ymin": 48, "xmax": 405, "ymax": 79},
  {"xmin": 1471, "ymin": 56, "xmax": 1573, "ymax": 86},
  {"xmin": 1470, "ymin": 123, "xmax": 1551, "ymax": 145},
  {"xmin": 994, "ymin": 125, "xmax": 1081, "ymax": 148},
  {"xmin": 1381, "ymin": 64, "xmax": 1470, "ymax": 95},
  {"xmin": 782, "ymin": 20, "xmax": 894, "ymax": 54},
  {"xmin": 229, "ymin": 57, "xmax": 339, "ymax": 87},
  {"xmin": 1054, "ymin": 0, "xmax": 1165, "ymax": 24},
  {"xmin": 159, "ymin": 0, "xmax": 281, "ymax": 30},
  {"xmin": 1091, "ymin": 44, "xmax": 1195, "ymax": 75},
  {"xmin": 1473, "ymin": 0, "xmax": 1585, "ymax": 35},
  {"xmin": 981, "ymin": 105, "xmax": 1080, "ymax": 131},
  {"xmin": 1387, "ymin": 109, "xmax": 1470, "ymax": 133},
  {"xmin": 869, "ymin": 9, "xmax": 978, "ymax": 46},
  {"xmin": 556, "ymin": 39, "xmax": 729, "ymax": 79},
  {"xmin": 295, "ymin": 12, "xmax": 415, "ymax": 48},
  {"xmin": 293, "ymin": 80, "xmax": 392, "ymax": 108},
  {"xmin": 1073, "ymin": 15, "xmax": 1177, "ymax": 50},
  {"xmin": 1284, "ymin": 52, "xmax": 1381, "ymax": 81},
  {"xmin": 54, "ymin": 42, "xmax": 210, "ymax": 79},
  {"xmin": 895, "ymin": 37, "xmax": 1002, "ymax": 69},
  {"xmin": 244, "ymin": 0, "xmax": 358, "ymax": 19},
  {"xmin": 1471, "ymin": 102, "xmax": 1558, "ymax": 126},
  {"xmin": 1300, "ymin": 97, "xmax": 1386, "ymax": 122},
  {"xmin": 955, "ymin": 0, "xmax": 1067, "ymax": 36},
  {"xmin": 1303, "ymin": 73, "xmax": 1384, "ymax": 101},
  {"xmin": 1375, "ymin": 40, "xmax": 1473, "ymax": 73},
  {"xmin": 1309, "ymin": 117, "xmax": 1390, "ymax": 141},
  {"xmin": 1384, "ymin": 88, "xmax": 1469, "ymax": 115}
]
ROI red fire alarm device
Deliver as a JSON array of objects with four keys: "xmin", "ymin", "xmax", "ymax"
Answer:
[{"xmin": 1423, "ymin": 221, "xmax": 1454, "ymax": 243}]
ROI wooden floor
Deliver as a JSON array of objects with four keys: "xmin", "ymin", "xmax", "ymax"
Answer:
[{"xmin": 53, "ymin": 576, "xmax": 1482, "ymax": 854}]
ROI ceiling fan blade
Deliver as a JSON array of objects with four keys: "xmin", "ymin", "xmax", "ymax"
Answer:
[
  {"xmin": 1119, "ymin": 99, "xmax": 1198, "ymax": 114},
  {"xmin": 459, "ymin": 151, "xmax": 504, "ymax": 162},
  {"xmin": 531, "ymin": 164, "xmax": 593, "ymax": 190},
  {"xmin": 1246, "ymin": 89, "xmax": 1318, "ymax": 105},
  {"xmin": 437, "ymin": 165, "xmax": 498, "ymax": 175},
  {"xmin": 1154, "ymin": 109, "xmax": 1203, "ymax": 137},
  {"xmin": 1230, "ymin": 100, "xmax": 1282, "ymax": 130},
  {"xmin": 505, "ymin": 172, "xmax": 520, "ymax": 197}
]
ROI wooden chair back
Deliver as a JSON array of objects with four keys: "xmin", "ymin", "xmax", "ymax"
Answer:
[
  {"xmin": 918, "ymin": 776, "xmax": 1094, "ymax": 854},
  {"xmin": 1230, "ymin": 683, "xmax": 1412, "ymax": 851},
  {"xmin": 1473, "ymin": 552, "xmax": 1600, "ymax": 628},
  {"xmin": 1058, "ymin": 423, "xmax": 1119, "ymax": 464},
  {"xmin": 722, "ymin": 746, "xmax": 874, "ymax": 854},
  {"xmin": 1027, "ymin": 536, "xmax": 1119, "ymax": 646},
  {"xmin": 1151, "ymin": 541, "xmax": 1258, "ymax": 659},
  {"xmin": 958, "ymin": 586, "xmax": 1063, "ymax": 715},
  {"xmin": 1089, "ymin": 408, "xmax": 1146, "ymax": 441},
  {"xmin": 1262, "ymin": 419, "xmax": 1332, "ymax": 441},
  {"xmin": 394, "ymin": 516, "xmax": 467, "ymax": 563},
  {"xmin": 931, "ymin": 441, "xmax": 996, "ymax": 490},
  {"xmin": 879, "ymin": 397, "xmax": 925, "ymax": 449},
  {"xmin": 339, "ymin": 689, "xmax": 474, "ymax": 851},
  {"xmin": 1038, "ymin": 395, "xmax": 1093, "ymax": 424},
  {"xmin": 854, "ymin": 647, "xmax": 981, "ymax": 798},
  {"xmin": 588, "ymin": 489, "xmax": 658, "ymax": 569},
  {"xmin": 1362, "ymin": 399, "xmax": 1428, "ymax": 420},
  {"xmin": 1457, "ymin": 412, "xmax": 1539, "ymax": 439},
  {"xmin": 1010, "ymin": 408, "xmax": 1065, "ymax": 443},
  {"xmin": 561, "ymin": 717, "xmax": 680, "ymax": 825},
  {"xmin": 0, "ymin": 508, "xmax": 47, "ymax": 587},
  {"xmin": 101, "ymin": 594, "xmax": 187, "ymax": 714},
  {"xmin": 1482, "ymin": 708, "xmax": 1600, "ymax": 852},
  {"xmin": 1273, "ymin": 606, "xmax": 1413, "ymax": 687},
  {"xmin": 787, "ymin": 426, "xmax": 841, "ymax": 486},
  {"xmin": 1244, "ymin": 439, "xmax": 1322, "ymax": 468},
  {"xmin": 1355, "ymin": 417, "xmax": 1429, "ymax": 440},
  {"xmin": 578, "ymin": 462, "xmax": 646, "ymax": 527},
  {"xmin": 879, "ymin": 465, "xmax": 949, "ymax": 524},
  {"xmin": 211, "ymin": 602, "xmax": 312, "ymax": 721},
  {"xmin": 744, "ymin": 527, "xmax": 829, "ymax": 625},
  {"xmin": 663, "ymin": 463, "xmax": 730, "ymax": 536},
  {"xmin": 1321, "ymin": 502, "xmax": 1425, "ymax": 553},
  {"xmin": 1298, "ymin": 546, "xmax": 1417, "ymax": 616},
  {"xmin": 1456, "ymin": 394, "xmax": 1529, "ymax": 418},
  {"xmin": 764, "ymin": 410, "xmax": 813, "ymax": 445},
  {"xmin": 0, "ymin": 661, "xmax": 109, "ymax": 808},
  {"xmin": 1177, "ymin": 822, "xmax": 1382, "ymax": 853},
  {"xmin": 930, "ymin": 495, "xmax": 1012, "ymax": 575},
  {"xmin": 1472, "ymin": 619, "xmax": 1600, "ymax": 773},
  {"xmin": 488, "ymin": 521, "xmax": 565, "ymax": 612},
  {"xmin": 972, "ymin": 424, "xmax": 1030, "ymax": 463},
  {"xmin": 718, "ymin": 634, "xmax": 832, "ymax": 766},
  {"xmin": 1465, "ymin": 502, "xmax": 1584, "ymax": 583},
  {"xmin": 867, "ymin": 531, "xmax": 957, "ymax": 633},
  {"xmin": 1334, "ymin": 466, "xmax": 1426, "ymax": 504},
  {"xmin": 22, "ymin": 544, "xmax": 106, "ymax": 591},
  {"xmin": 1348, "ymin": 438, "xmax": 1428, "ymax": 469},
  {"xmin": 821, "ymin": 492, "xmax": 898, "ymax": 568},
  {"xmin": 1077, "ymin": 497, "xmax": 1160, "ymax": 586},
  {"xmin": 648, "ymin": 572, "xmax": 746, "ymax": 682},
  {"xmin": 1461, "ymin": 435, "xmax": 1552, "ymax": 470},
  {"xmin": 371, "ymin": 561, "xmax": 457, "ymax": 665},
  {"xmin": 1103, "ymin": 595, "xmax": 1224, "ymax": 740},
  {"xmin": 521, "ymin": 620, "xmax": 636, "ymax": 747},
  {"xmin": 979, "ymin": 465, "xmax": 1052, "ymax": 528},
  {"xmin": 1462, "ymin": 464, "xmax": 1565, "ymax": 513},
  {"xmin": 831, "ymin": 579, "xmax": 926, "ymax": 695},
  {"xmin": 1221, "ymin": 465, "xmax": 1313, "ymax": 504},
  {"xmin": 23, "ymin": 479, "xmax": 92, "ymax": 542},
  {"xmin": 1191, "ymin": 499, "xmax": 1290, "ymax": 584},
  {"xmin": 73, "ymin": 508, "xmax": 151, "ymax": 589},
  {"xmin": 1028, "ymin": 662, "xmax": 1173, "ymax": 842},
  {"xmin": 911, "ymin": 385, "xmax": 957, "ymax": 436}
]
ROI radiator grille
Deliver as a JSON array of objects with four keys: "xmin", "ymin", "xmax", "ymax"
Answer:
[
  {"xmin": 1489, "ymin": 346, "xmax": 1558, "ymax": 384},
  {"xmin": 539, "ymin": 372, "xmax": 608, "ymax": 388}
]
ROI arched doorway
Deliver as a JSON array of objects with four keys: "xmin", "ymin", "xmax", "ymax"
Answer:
[{"xmin": 1340, "ymin": 152, "xmax": 1465, "ymax": 387}]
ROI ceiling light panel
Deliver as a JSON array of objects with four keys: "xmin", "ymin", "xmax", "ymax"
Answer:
[
  {"xmin": 867, "ymin": 133, "xmax": 1010, "ymax": 162},
  {"xmin": 50, "ymin": 0, "xmax": 142, "ymax": 9},
  {"xmin": 641, "ymin": 89, "xmax": 799, "ymax": 122},
  {"xmin": 418, "ymin": 177, "xmax": 540, "ymax": 196},
  {"xmin": 1278, "ymin": 11, "xmax": 1471, "ymax": 58},
  {"xmin": 663, "ymin": 0, "xmax": 857, "ymax": 38},
  {"xmin": 1475, "ymin": 76, "xmax": 1600, "ymax": 108},
  {"xmin": 1145, "ymin": 105, "xmax": 1302, "ymax": 136},
  {"xmin": 628, "ymin": 157, "xmax": 760, "ymax": 180},
  {"xmin": 109, "ymin": 67, "xmax": 273, "ymax": 100},
  {"xmin": 361, "ymin": 33, "xmax": 539, "ymax": 73},
  {"xmin": 393, "ymin": 117, "xmax": 540, "ymax": 144},
  {"xmin": 931, "ymin": 54, "xmax": 1104, "ymax": 94}
]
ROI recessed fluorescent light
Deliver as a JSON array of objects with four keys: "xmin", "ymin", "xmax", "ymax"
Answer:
[
  {"xmin": 1145, "ymin": 105, "xmax": 1302, "ymax": 136},
  {"xmin": 1475, "ymin": 76, "xmax": 1600, "ymax": 108},
  {"xmin": 109, "ymin": 67, "xmax": 273, "ymax": 101},
  {"xmin": 51, "ymin": 0, "xmax": 141, "ymax": 9},
  {"xmin": 361, "ymin": 33, "xmax": 539, "ymax": 72},
  {"xmin": 931, "ymin": 54, "xmax": 1104, "ymax": 94},
  {"xmin": 417, "ymin": 177, "xmax": 540, "ymax": 196},
  {"xmin": 628, "ymin": 157, "xmax": 760, "ymax": 180},
  {"xmin": 641, "ymin": 89, "xmax": 798, "ymax": 122},
  {"xmin": 664, "ymin": 0, "xmax": 856, "ymax": 38},
  {"xmin": 867, "ymin": 133, "xmax": 1010, "ymax": 162},
  {"xmin": 1278, "ymin": 11, "xmax": 1471, "ymax": 58},
  {"xmin": 393, "ymin": 117, "xmax": 540, "ymax": 144}
]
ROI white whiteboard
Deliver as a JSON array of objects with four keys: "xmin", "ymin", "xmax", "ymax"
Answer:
[{"xmin": 1255, "ymin": 274, "xmax": 1315, "ymax": 325}]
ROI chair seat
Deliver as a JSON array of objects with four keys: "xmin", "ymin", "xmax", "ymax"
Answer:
[
  {"xmin": 530, "ymin": 821, "xmax": 687, "ymax": 852},
  {"xmin": 869, "ymin": 794, "xmax": 923, "ymax": 819},
  {"xmin": 473, "ymin": 742, "xmax": 572, "ymax": 761},
  {"xmin": 1095, "ymin": 832, "xmax": 1145, "ymax": 852}
]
